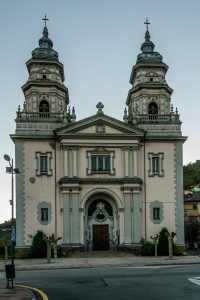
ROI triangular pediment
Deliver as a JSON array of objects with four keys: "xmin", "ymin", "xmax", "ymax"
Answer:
[{"xmin": 55, "ymin": 114, "xmax": 145, "ymax": 137}]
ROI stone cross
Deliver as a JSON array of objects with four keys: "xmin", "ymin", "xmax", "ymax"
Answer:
[{"xmin": 96, "ymin": 102, "xmax": 104, "ymax": 114}]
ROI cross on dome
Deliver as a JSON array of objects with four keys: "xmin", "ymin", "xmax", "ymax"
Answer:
[
  {"xmin": 144, "ymin": 17, "xmax": 150, "ymax": 31},
  {"xmin": 42, "ymin": 14, "xmax": 49, "ymax": 27}
]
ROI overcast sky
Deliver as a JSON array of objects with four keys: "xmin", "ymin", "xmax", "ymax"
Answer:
[{"xmin": 0, "ymin": 0, "xmax": 199, "ymax": 223}]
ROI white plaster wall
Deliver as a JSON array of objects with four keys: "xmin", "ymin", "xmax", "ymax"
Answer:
[
  {"xmin": 140, "ymin": 141, "xmax": 176, "ymax": 239},
  {"xmin": 23, "ymin": 140, "xmax": 56, "ymax": 243}
]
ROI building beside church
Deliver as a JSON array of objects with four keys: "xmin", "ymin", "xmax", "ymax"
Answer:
[{"xmin": 11, "ymin": 21, "xmax": 187, "ymax": 252}]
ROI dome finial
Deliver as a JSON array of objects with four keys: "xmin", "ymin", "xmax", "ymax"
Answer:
[
  {"xmin": 144, "ymin": 17, "xmax": 150, "ymax": 32},
  {"xmin": 42, "ymin": 14, "xmax": 49, "ymax": 28}
]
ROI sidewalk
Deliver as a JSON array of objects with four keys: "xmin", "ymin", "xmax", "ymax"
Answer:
[{"xmin": 0, "ymin": 253, "xmax": 200, "ymax": 299}]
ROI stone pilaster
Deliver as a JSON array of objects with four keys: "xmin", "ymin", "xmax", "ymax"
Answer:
[
  {"xmin": 123, "ymin": 190, "xmax": 132, "ymax": 244},
  {"xmin": 63, "ymin": 192, "xmax": 71, "ymax": 244},
  {"xmin": 175, "ymin": 142, "xmax": 185, "ymax": 245},
  {"xmin": 133, "ymin": 192, "xmax": 141, "ymax": 243},
  {"xmin": 71, "ymin": 190, "xmax": 80, "ymax": 244}
]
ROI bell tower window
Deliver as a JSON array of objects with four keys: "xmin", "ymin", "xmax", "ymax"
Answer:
[
  {"xmin": 39, "ymin": 100, "xmax": 49, "ymax": 117},
  {"xmin": 42, "ymin": 74, "xmax": 47, "ymax": 80},
  {"xmin": 148, "ymin": 102, "xmax": 158, "ymax": 115}
]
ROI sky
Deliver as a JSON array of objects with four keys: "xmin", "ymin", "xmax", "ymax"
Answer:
[{"xmin": 0, "ymin": 0, "xmax": 200, "ymax": 223}]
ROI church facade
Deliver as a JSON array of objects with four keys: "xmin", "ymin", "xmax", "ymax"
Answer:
[{"xmin": 11, "ymin": 22, "xmax": 187, "ymax": 252}]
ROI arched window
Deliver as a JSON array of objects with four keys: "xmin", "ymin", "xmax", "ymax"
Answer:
[
  {"xmin": 148, "ymin": 102, "xmax": 158, "ymax": 115},
  {"xmin": 39, "ymin": 100, "xmax": 49, "ymax": 118}
]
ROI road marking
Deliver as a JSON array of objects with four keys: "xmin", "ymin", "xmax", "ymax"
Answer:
[
  {"xmin": 189, "ymin": 277, "xmax": 200, "ymax": 286},
  {"xmin": 120, "ymin": 265, "xmax": 184, "ymax": 269},
  {"xmin": 16, "ymin": 285, "xmax": 48, "ymax": 300}
]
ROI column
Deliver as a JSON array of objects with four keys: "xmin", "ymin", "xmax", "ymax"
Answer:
[
  {"xmin": 133, "ymin": 193, "xmax": 141, "ymax": 243},
  {"xmin": 124, "ymin": 191, "xmax": 132, "ymax": 244},
  {"xmin": 124, "ymin": 147, "xmax": 129, "ymax": 177},
  {"xmin": 63, "ymin": 149, "xmax": 69, "ymax": 177},
  {"xmin": 63, "ymin": 192, "xmax": 70, "ymax": 244},
  {"xmin": 133, "ymin": 149, "xmax": 138, "ymax": 177},
  {"xmin": 72, "ymin": 148, "xmax": 78, "ymax": 177},
  {"xmin": 71, "ymin": 190, "xmax": 80, "ymax": 244}
]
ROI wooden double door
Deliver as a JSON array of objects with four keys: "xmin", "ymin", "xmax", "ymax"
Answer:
[{"xmin": 93, "ymin": 225, "xmax": 109, "ymax": 251}]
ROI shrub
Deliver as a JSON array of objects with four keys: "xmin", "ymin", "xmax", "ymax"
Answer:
[
  {"xmin": 16, "ymin": 247, "xmax": 31, "ymax": 259},
  {"xmin": 141, "ymin": 239, "xmax": 154, "ymax": 256},
  {"xmin": 30, "ymin": 231, "xmax": 47, "ymax": 258},
  {"xmin": 157, "ymin": 227, "xmax": 175, "ymax": 255},
  {"xmin": 174, "ymin": 245, "xmax": 185, "ymax": 256}
]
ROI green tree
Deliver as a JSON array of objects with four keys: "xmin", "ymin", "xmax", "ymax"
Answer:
[
  {"xmin": 184, "ymin": 160, "xmax": 200, "ymax": 190},
  {"xmin": 0, "ymin": 219, "xmax": 16, "ymax": 241},
  {"xmin": 30, "ymin": 230, "xmax": 47, "ymax": 258},
  {"xmin": 185, "ymin": 220, "xmax": 200, "ymax": 246},
  {"xmin": 157, "ymin": 227, "xmax": 175, "ymax": 255}
]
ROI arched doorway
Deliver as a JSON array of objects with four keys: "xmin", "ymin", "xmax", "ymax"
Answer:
[{"xmin": 84, "ymin": 193, "xmax": 119, "ymax": 251}]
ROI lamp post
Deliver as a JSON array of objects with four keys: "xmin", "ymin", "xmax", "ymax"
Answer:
[{"xmin": 4, "ymin": 154, "xmax": 20, "ymax": 266}]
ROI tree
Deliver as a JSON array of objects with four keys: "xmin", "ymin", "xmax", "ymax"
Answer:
[
  {"xmin": 30, "ymin": 231, "xmax": 47, "ymax": 258},
  {"xmin": 184, "ymin": 160, "xmax": 200, "ymax": 190},
  {"xmin": 185, "ymin": 219, "xmax": 200, "ymax": 247},
  {"xmin": 157, "ymin": 228, "xmax": 170, "ymax": 255}
]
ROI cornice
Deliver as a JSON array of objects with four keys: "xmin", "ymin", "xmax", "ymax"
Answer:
[
  {"xmin": 21, "ymin": 80, "xmax": 68, "ymax": 95},
  {"xmin": 59, "ymin": 176, "xmax": 143, "ymax": 185}
]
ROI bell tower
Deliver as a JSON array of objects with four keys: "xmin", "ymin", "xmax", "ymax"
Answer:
[
  {"xmin": 124, "ymin": 19, "xmax": 181, "ymax": 135},
  {"xmin": 17, "ymin": 16, "xmax": 76, "ymax": 130}
]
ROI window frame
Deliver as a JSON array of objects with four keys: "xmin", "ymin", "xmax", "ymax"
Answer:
[
  {"xmin": 87, "ymin": 148, "xmax": 115, "ymax": 175},
  {"xmin": 37, "ymin": 202, "xmax": 52, "ymax": 225},
  {"xmin": 35, "ymin": 152, "xmax": 52, "ymax": 176},
  {"xmin": 148, "ymin": 152, "xmax": 164, "ymax": 177},
  {"xmin": 150, "ymin": 201, "xmax": 164, "ymax": 224}
]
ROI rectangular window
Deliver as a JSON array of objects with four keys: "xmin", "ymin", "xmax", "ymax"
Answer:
[
  {"xmin": 153, "ymin": 207, "xmax": 160, "ymax": 220},
  {"xmin": 91, "ymin": 155, "xmax": 110, "ymax": 171},
  {"xmin": 40, "ymin": 155, "xmax": 48, "ymax": 173},
  {"xmin": 148, "ymin": 152, "xmax": 164, "ymax": 177},
  {"xmin": 41, "ymin": 208, "xmax": 48, "ymax": 222},
  {"xmin": 152, "ymin": 156, "xmax": 159, "ymax": 173},
  {"xmin": 36, "ymin": 152, "xmax": 52, "ymax": 176}
]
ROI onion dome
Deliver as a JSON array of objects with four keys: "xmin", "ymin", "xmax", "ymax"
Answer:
[
  {"xmin": 136, "ymin": 28, "xmax": 163, "ymax": 64},
  {"xmin": 31, "ymin": 25, "xmax": 58, "ymax": 60}
]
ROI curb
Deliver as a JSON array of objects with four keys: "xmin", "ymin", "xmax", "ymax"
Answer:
[{"xmin": 17, "ymin": 285, "xmax": 48, "ymax": 300}]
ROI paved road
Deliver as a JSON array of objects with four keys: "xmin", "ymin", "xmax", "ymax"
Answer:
[{"xmin": 14, "ymin": 265, "xmax": 200, "ymax": 300}]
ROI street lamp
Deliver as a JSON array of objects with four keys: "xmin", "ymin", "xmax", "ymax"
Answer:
[{"xmin": 4, "ymin": 154, "xmax": 20, "ymax": 266}]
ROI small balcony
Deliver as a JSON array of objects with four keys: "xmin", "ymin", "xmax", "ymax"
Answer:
[
  {"xmin": 137, "ymin": 114, "xmax": 181, "ymax": 124},
  {"xmin": 16, "ymin": 111, "xmax": 65, "ymax": 122}
]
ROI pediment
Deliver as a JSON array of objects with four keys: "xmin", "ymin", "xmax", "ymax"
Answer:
[{"xmin": 55, "ymin": 114, "xmax": 145, "ymax": 137}]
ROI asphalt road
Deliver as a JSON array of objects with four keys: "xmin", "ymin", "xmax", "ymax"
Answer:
[{"xmin": 15, "ymin": 265, "xmax": 200, "ymax": 300}]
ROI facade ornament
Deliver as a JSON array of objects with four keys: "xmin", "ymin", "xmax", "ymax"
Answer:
[
  {"xmin": 171, "ymin": 104, "xmax": 174, "ymax": 113},
  {"xmin": 22, "ymin": 101, "xmax": 26, "ymax": 112},
  {"xmin": 71, "ymin": 107, "xmax": 76, "ymax": 122},
  {"xmin": 123, "ymin": 107, "xmax": 128, "ymax": 123}
]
